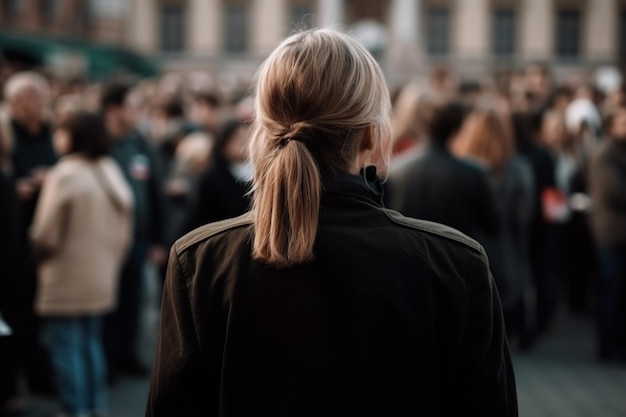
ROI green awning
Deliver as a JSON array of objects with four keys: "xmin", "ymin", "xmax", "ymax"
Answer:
[{"xmin": 0, "ymin": 31, "xmax": 160, "ymax": 80}]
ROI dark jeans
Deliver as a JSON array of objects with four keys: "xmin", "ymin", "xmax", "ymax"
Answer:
[
  {"xmin": 42, "ymin": 316, "xmax": 107, "ymax": 416},
  {"xmin": 104, "ymin": 242, "xmax": 148, "ymax": 379},
  {"xmin": 531, "ymin": 223, "xmax": 561, "ymax": 335},
  {"xmin": 595, "ymin": 244, "xmax": 626, "ymax": 359}
]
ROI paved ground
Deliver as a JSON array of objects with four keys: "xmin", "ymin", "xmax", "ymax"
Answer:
[{"xmin": 16, "ymin": 266, "xmax": 626, "ymax": 416}]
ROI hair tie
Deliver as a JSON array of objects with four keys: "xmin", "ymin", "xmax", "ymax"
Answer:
[{"xmin": 277, "ymin": 122, "xmax": 311, "ymax": 149}]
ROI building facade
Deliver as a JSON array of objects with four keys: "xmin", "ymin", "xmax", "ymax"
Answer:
[{"xmin": 0, "ymin": 0, "xmax": 623, "ymax": 89}]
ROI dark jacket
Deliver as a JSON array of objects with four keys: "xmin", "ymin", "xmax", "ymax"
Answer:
[
  {"xmin": 0, "ymin": 169, "xmax": 23, "ymax": 317},
  {"xmin": 386, "ymin": 143, "xmax": 500, "ymax": 243},
  {"xmin": 147, "ymin": 169, "xmax": 518, "ymax": 417},
  {"xmin": 182, "ymin": 156, "xmax": 251, "ymax": 234},
  {"xmin": 588, "ymin": 139, "xmax": 626, "ymax": 247},
  {"xmin": 110, "ymin": 129, "xmax": 163, "ymax": 246},
  {"xmin": 10, "ymin": 119, "xmax": 57, "ymax": 229}
]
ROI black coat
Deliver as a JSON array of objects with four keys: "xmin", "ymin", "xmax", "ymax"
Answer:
[
  {"xmin": 147, "ymin": 169, "xmax": 518, "ymax": 417},
  {"xmin": 182, "ymin": 157, "xmax": 251, "ymax": 234},
  {"xmin": 386, "ymin": 143, "xmax": 500, "ymax": 244}
]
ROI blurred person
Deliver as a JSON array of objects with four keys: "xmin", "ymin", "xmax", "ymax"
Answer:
[
  {"xmin": 547, "ymin": 85, "xmax": 574, "ymax": 114},
  {"xmin": 2, "ymin": 70, "xmax": 57, "ymax": 396},
  {"xmin": 3, "ymin": 70, "xmax": 56, "ymax": 230},
  {"xmin": 565, "ymin": 96, "xmax": 603, "ymax": 146},
  {"xmin": 183, "ymin": 118, "xmax": 252, "ymax": 233},
  {"xmin": 429, "ymin": 65, "xmax": 457, "ymax": 97},
  {"xmin": 53, "ymin": 94, "xmax": 85, "ymax": 126},
  {"xmin": 386, "ymin": 91, "xmax": 500, "ymax": 244},
  {"xmin": 147, "ymin": 28, "xmax": 517, "ymax": 417},
  {"xmin": 0, "ymin": 129, "xmax": 26, "ymax": 415},
  {"xmin": 160, "ymin": 130, "xmax": 213, "ymax": 250},
  {"xmin": 148, "ymin": 97, "xmax": 193, "ymax": 148},
  {"xmin": 511, "ymin": 111, "xmax": 559, "ymax": 339},
  {"xmin": 31, "ymin": 111, "xmax": 133, "ymax": 417},
  {"xmin": 524, "ymin": 62, "xmax": 553, "ymax": 111},
  {"xmin": 541, "ymin": 110, "xmax": 595, "ymax": 315},
  {"xmin": 100, "ymin": 82, "xmax": 166, "ymax": 382},
  {"xmin": 389, "ymin": 79, "xmax": 426, "ymax": 160},
  {"xmin": 152, "ymin": 97, "xmax": 210, "ymax": 283},
  {"xmin": 588, "ymin": 106, "xmax": 626, "ymax": 363},
  {"xmin": 188, "ymin": 91, "xmax": 222, "ymax": 137},
  {"xmin": 453, "ymin": 108, "xmax": 535, "ymax": 348}
]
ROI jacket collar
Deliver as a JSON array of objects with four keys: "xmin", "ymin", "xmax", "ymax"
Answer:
[{"xmin": 321, "ymin": 166, "xmax": 385, "ymax": 207}]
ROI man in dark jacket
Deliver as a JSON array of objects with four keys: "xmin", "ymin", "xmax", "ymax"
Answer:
[
  {"xmin": 101, "ymin": 82, "xmax": 166, "ymax": 381},
  {"xmin": 386, "ymin": 94, "xmax": 500, "ymax": 244},
  {"xmin": 3, "ymin": 71, "xmax": 57, "ymax": 396}
]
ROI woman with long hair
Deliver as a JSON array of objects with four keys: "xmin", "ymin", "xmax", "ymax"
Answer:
[
  {"xmin": 454, "ymin": 107, "xmax": 535, "ymax": 347},
  {"xmin": 147, "ymin": 28, "xmax": 517, "ymax": 417}
]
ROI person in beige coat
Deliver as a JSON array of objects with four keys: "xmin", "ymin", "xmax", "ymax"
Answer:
[{"xmin": 31, "ymin": 111, "xmax": 133, "ymax": 417}]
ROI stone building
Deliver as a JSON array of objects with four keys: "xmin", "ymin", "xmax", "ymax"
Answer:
[{"xmin": 0, "ymin": 0, "xmax": 622, "ymax": 89}]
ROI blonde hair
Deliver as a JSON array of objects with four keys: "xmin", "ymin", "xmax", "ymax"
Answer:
[
  {"xmin": 454, "ymin": 108, "xmax": 515, "ymax": 174},
  {"xmin": 249, "ymin": 28, "xmax": 392, "ymax": 268}
]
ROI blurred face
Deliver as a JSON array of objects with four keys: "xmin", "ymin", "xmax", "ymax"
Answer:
[
  {"xmin": 190, "ymin": 101, "xmax": 220, "ymax": 131},
  {"xmin": 121, "ymin": 93, "xmax": 140, "ymax": 130},
  {"xmin": 53, "ymin": 128, "xmax": 71, "ymax": 156},
  {"xmin": 610, "ymin": 110, "xmax": 626, "ymax": 141},
  {"xmin": 223, "ymin": 125, "xmax": 250, "ymax": 163},
  {"xmin": 542, "ymin": 115, "xmax": 568, "ymax": 149},
  {"xmin": 12, "ymin": 86, "xmax": 46, "ymax": 124}
]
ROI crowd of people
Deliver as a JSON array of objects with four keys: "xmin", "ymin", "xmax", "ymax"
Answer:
[
  {"xmin": 0, "ymin": 29, "xmax": 624, "ymax": 416},
  {"xmin": 0, "ymin": 70, "xmax": 253, "ymax": 417}
]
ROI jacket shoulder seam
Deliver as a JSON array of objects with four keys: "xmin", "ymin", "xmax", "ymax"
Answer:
[
  {"xmin": 382, "ymin": 208, "xmax": 483, "ymax": 253},
  {"xmin": 174, "ymin": 212, "xmax": 253, "ymax": 254}
]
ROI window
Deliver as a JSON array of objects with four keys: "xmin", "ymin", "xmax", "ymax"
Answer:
[
  {"xmin": 160, "ymin": 5, "xmax": 186, "ymax": 53},
  {"xmin": 290, "ymin": 5, "xmax": 314, "ymax": 31},
  {"xmin": 224, "ymin": 5, "xmax": 248, "ymax": 53},
  {"xmin": 556, "ymin": 9, "xmax": 581, "ymax": 59},
  {"xmin": 492, "ymin": 9, "xmax": 516, "ymax": 57},
  {"xmin": 426, "ymin": 8, "xmax": 450, "ymax": 56}
]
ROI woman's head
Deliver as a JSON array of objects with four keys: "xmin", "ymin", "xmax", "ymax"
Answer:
[
  {"xmin": 453, "ymin": 108, "xmax": 515, "ymax": 173},
  {"xmin": 249, "ymin": 28, "xmax": 392, "ymax": 267},
  {"xmin": 250, "ymin": 28, "xmax": 392, "ymax": 178},
  {"xmin": 53, "ymin": 111, "xmax": 109, "ymax": 159}
]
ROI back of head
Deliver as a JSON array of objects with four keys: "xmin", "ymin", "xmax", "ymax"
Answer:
[
  {"xmin": 58, "ymin": 110, "xmax": 109, "ymax": 159},
  {"xmin": 454, "ymin": 109, "xmax": 514, "ymax": 173},
  {"xmin": 100, "ymin": 82, "xmax": 132, "ymax": 111},
  {"xmin": 419, "ymin": 91, "xmax": 468, "ymax": 145},
  {"xmin": 250, "ymin": 28, "xmax": 392, "ymax": 268}
]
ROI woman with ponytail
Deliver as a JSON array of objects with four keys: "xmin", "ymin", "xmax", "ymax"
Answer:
[{"xmin": 147, "ymin": 28, "xmax": 517, "ymax": 417}]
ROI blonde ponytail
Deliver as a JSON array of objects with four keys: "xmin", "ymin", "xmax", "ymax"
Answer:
[{"xmin": 252, "ymin": 129, "xmax": 320, "ymax": 266}]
